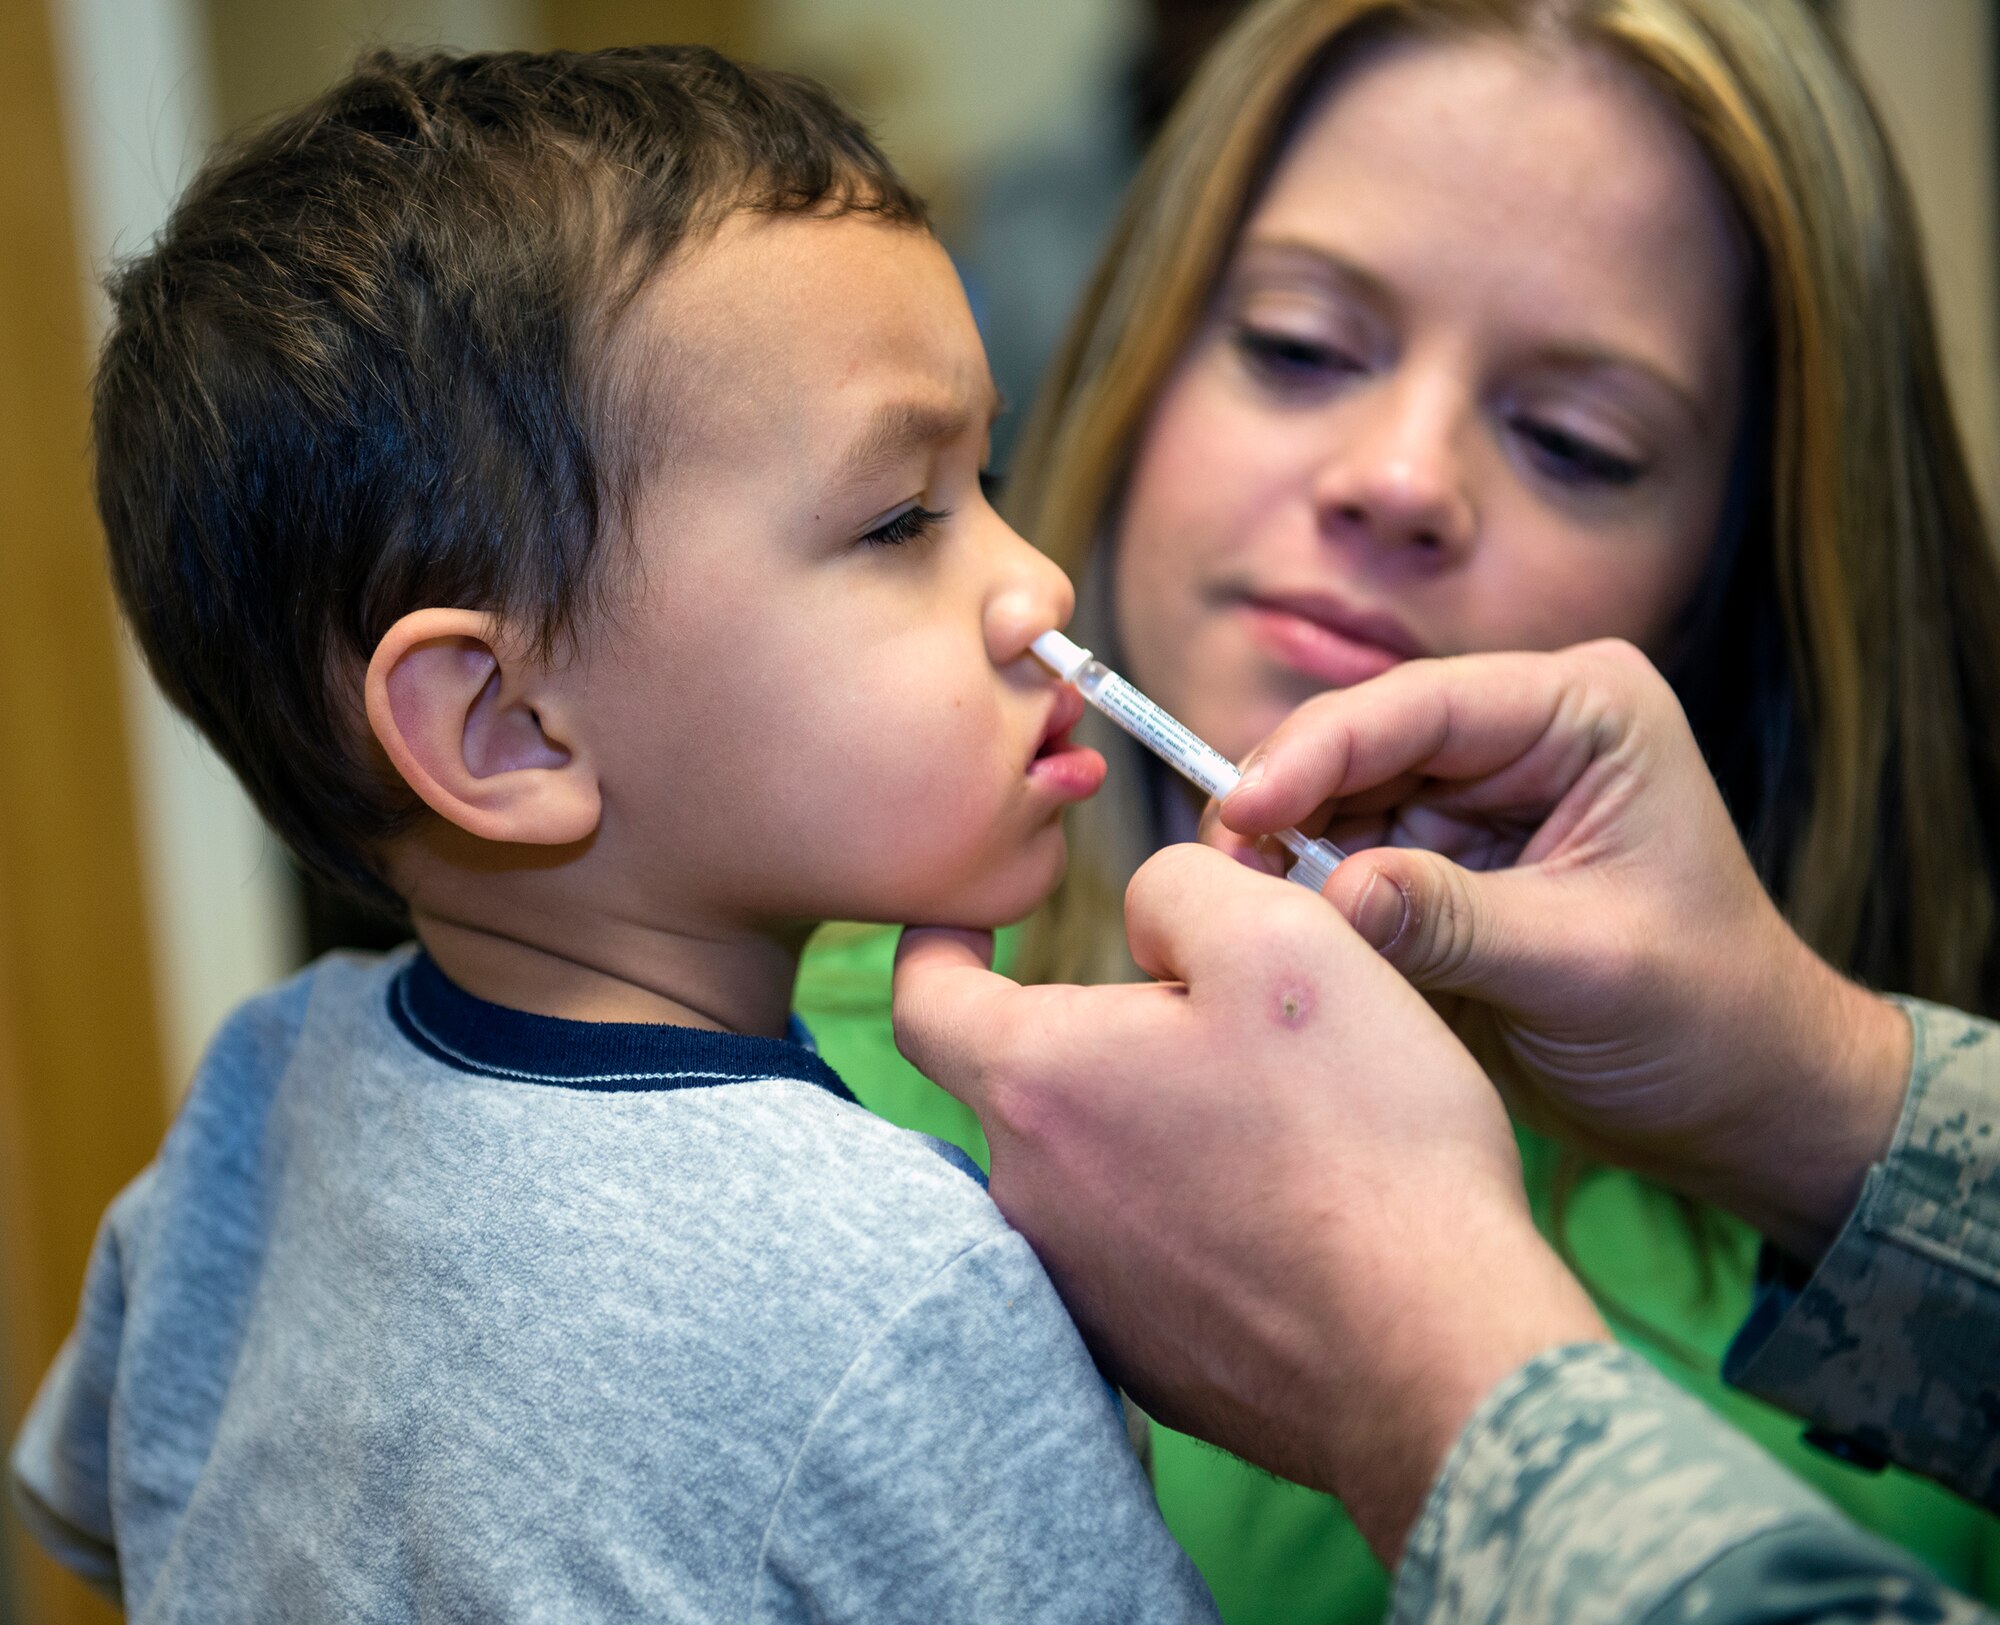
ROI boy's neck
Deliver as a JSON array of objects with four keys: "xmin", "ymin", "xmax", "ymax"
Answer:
[{"xmin": 412, "ymin": 910, "xmax": 808, "ymax": 1038}]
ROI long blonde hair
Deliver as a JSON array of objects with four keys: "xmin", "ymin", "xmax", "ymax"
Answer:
[{"xmin": 1009, "ymin": 0, "xmax": 2000, "ymax": 1016}]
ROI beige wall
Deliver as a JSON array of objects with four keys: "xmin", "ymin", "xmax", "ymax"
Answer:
[
  {"xmin": 204, "ymin": 0, "xmax": 764, "ymax": 133},
  {"xmin": 1840, "ymin": 0, "xmax": 2000, "ymax": 517},
  {"xmin": 539, "ymin": 0, "xmax": 760, "ymax": 56},
  {"xmin": 756, "ymin": 0, "xmax": 1136, "ymax": 228},
  {"xmin": 205, "ymin": 0, "xmax": 535, "ymax": 131}
]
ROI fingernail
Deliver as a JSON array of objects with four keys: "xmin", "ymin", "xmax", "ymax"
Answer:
[
  {"xmin": 1233, "ymin": 754, "xmax": 1266, "ymax": 797},
  {"xmin": 1352, "ymin": 872, "xmax": 1407, "ymax": 949}
]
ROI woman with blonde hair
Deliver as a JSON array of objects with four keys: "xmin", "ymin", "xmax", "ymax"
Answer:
[{"xmin": 798, "ymin": 0, "xmax": 2000, "ymax": 1614}]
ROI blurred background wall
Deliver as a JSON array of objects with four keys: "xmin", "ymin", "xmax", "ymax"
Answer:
[{"xmin": 1, "ymin": 0, "xmax": 1993, "ymax": 1618}]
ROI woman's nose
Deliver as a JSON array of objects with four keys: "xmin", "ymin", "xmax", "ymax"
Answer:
[
  {"xmin": 985, "ymin": 523, "xmax": 1076, "ymax": 666},
  {"xmin": 1312, "ymin": 374, "xmax": 1476, "ymax": 559}
]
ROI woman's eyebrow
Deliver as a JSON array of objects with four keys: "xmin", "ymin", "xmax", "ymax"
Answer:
[
  {"xmin": 1236, "ymin": 236, "xmax": 1710, "ymax": 432},
  {"xmin": 1531, "ymin": 345, "xmax": 1708, "ymax": 433},
  {"xmin": 1231, "ymin": 236, "xmax": 1397, "ymax": 311},
  {"xmin": 833, "ymin": 386, "xmax": 1005, "ymax": 494}
]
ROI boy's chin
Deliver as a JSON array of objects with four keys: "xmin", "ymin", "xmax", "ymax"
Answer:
[{"xmin": 881, "ymin": 837, "xmax": 1069, "ymax": 933}]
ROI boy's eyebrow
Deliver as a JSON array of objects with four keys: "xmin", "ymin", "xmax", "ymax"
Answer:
[{"xmin": 832, "ymin": 386, "xmax": 1005, "ymax": 492}]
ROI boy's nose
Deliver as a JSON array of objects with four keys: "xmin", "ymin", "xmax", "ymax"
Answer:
[{"xmin": 985, "ymin": 526, "xmax": 1076, "ymax": 667}]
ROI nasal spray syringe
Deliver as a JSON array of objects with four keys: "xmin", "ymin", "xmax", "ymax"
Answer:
[{"xmin": 1031, "ymin": 629, "xmax": 1346, "ymax": 894}]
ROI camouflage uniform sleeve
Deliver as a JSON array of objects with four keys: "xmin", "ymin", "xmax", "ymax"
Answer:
[
  {"xmin": 1389, "ymin": 1343, "xmax": 1991, "ymax": 1625},
  {"xmin": 1723, "ymin": 997, "xmax": 2000, "ymax": 1506}
]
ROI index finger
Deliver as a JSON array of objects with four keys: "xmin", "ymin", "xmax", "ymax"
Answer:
[
  {"xmin": 890, "ymin": 926, "xmax": 1016, "ymax": 1109},
  {"xmin": 1222, "ymin": 640, "xmax": 1659, "ymax": 836}
]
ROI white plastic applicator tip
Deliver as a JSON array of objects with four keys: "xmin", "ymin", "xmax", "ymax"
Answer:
[{"xmin": 1031, "ymin": 629, "xmax": 1093, "ymax": 683}]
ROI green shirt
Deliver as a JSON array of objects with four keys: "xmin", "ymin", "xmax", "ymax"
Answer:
[{"xmin": 794, "ymin": 924, "xmax": 2000, "ymax": 1622}]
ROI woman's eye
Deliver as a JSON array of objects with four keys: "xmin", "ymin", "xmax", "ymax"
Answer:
[
  {"xmin": 1233, "ymin": 324, "xmax": 1361, "ymax": 387},
  {"xmin": 1514, "ymin": 419, "xmax": 1644, "ymax": 488},
  {"xmin": 860, "ymin": 503, "xmax": 949, "ymax": 548}
]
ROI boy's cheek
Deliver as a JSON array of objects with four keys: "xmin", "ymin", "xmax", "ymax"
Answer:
[
  {"xmin": 688, "ymin": 655, "xmax": 1046, "ymax": 899},
  {"xmin": 797, "ymin": 674, "xmax": 1014, "ymax": 789},
  {"xmin": 807, "ymin": 820, "xmax": 1069, "ymax": 928},
  {"xmin": 775, "ymin": 757, "xmax": 1065, "ymax": 920},
  {"xmin": 905, "ymin": 826, "xmax": 1070, "ymax": 928}
]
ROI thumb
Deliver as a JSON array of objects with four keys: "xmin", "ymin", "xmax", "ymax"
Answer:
[
  {"xmin": 891, "ymin": 926, "xmax": 1018, "ymax": 1108},
  {"xmin": 1326, "ymin": 847, "xmax": 1518, "ymax": 995}
]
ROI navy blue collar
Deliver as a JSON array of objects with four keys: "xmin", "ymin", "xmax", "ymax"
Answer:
[{"xmin": 388, "ymin": 950, "xmax": 853, "ymax": 1099}]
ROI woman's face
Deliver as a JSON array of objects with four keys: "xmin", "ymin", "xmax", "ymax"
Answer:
[{"xmin": 1113, "ymin": 33, "xmax": 1750, "ymax": 765}]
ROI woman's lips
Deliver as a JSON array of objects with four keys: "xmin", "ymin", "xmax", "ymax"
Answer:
[{"xmin": 1239, "ymin": 593, "xmax": 1422, "ymax": 688}]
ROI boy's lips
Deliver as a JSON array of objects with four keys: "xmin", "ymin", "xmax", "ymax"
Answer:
[
  {"xmin": 1039, "ymin": 683, "xmax": 1088, "ymax": 747},
  {"xmin": 1028, "ymin": 683, "xmax": 1106, "ymax": 801}
]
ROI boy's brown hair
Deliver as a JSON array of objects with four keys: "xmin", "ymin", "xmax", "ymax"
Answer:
[{"xmin": 97, "ymin": 46, "xmax": 927, "ymax": 905}]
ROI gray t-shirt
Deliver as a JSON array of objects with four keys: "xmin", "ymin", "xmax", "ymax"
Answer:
[{"xmin": 11, "ymin": 949, "xmax": 1217, "ymax": 1623}]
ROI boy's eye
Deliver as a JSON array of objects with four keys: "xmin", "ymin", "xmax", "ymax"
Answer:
[
  {"xmin": 1512, "ymin": 417, "xmax": 1645, "ymax": 488},
  {"xmin": 1232, "ymin": 324, "xmax": 1365, "ymax": 393},
  {"xmin": 860, "ymin": 503, "xmax": 950, "ymax": 548}
]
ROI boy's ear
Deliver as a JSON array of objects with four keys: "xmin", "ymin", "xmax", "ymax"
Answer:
[{"xmin": 365, "ymin": 608, "xmax": 600, "ymax": 847}]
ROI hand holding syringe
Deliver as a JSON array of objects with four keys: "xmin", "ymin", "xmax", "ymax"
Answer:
[{"xmin": 1031, "ymin": 630, "xmax": 1345, "ymax": 894}]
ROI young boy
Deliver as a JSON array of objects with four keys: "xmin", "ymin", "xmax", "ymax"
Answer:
[{"xmin": 9, "ymin": 47, "xmax": 1217, "ymax": 1622}]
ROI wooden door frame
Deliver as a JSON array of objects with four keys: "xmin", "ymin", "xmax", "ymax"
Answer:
[{"xmin": 2, "ymin": 2, "xmax": 168, "ymax": 1620}]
